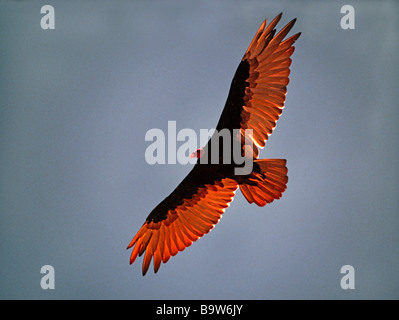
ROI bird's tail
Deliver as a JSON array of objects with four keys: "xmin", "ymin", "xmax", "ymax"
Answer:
[{"xmin": 239, "ymin": 159, "xmax": 288, "ymax": 206}]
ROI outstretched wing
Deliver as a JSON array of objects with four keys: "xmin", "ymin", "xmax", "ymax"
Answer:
[
  {"xmin": 127, "ymin": 165, "xmax": 238, "ymax": 275},
  {"xmin": 128, "ymin": 14, "xmax": 300, "ymax": 275},
  {"xmin": 215, "ymin": 13, "xmax": 301, "ymax": 158}
]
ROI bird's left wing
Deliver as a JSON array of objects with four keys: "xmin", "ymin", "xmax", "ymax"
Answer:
[
  {"xmin": 215, "ymin": 14, "xmax": 301, "ymax": 158},
  {"xmin": 127, "ymin": 166, "xmax": 238, "ymax": 275}
]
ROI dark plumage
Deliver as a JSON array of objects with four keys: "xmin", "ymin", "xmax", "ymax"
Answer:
[{"xmin": 127, "ymin": 13, "xmax": 301, "ymax": 275}]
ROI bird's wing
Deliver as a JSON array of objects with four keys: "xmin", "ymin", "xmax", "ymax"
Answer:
[
  {"xmin": 215, "ymin": 13, "xmax": 301, "ymax": 158},
  {"xmin": 127, "ymin": 165, "xmax": 238, "ymax": 275}
]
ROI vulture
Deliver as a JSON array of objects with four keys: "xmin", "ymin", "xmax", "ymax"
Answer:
[{"xmin": 127, "ymin": 13, "xmax": 301, "ymax": 275}]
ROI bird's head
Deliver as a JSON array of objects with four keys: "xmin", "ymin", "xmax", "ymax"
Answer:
[{"xmin": 190, "ymin": 148, "xmax": 204, "ymax": 159}]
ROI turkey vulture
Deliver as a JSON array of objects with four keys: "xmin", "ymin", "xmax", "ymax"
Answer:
[{"xmin": 127, "ymin": 13, "xmax": 300, "ymax": 275}]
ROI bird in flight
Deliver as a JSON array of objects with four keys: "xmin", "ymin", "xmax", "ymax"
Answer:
[{"xmin": 127, "ymin": 13, "xmax": 301, "ymax": 275}]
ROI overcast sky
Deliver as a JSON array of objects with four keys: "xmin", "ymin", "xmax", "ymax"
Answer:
[{"xmin": 1, "ymin": 0, "xmax": 398, "ymax": 299}]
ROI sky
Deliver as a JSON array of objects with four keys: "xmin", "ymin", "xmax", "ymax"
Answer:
[{"xmin": 1, "ymin": 0, "xmax": 398, "ymax": 299}]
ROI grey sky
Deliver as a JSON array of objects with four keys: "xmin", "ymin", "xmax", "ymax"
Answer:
[{"xmin": 1, "ymin": 0, "xmax": 398, "ymax": 299}]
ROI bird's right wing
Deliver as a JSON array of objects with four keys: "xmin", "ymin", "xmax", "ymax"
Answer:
[{"xmin": 127, "ymin": 166, "xmax": 238, "ymax": 275}]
